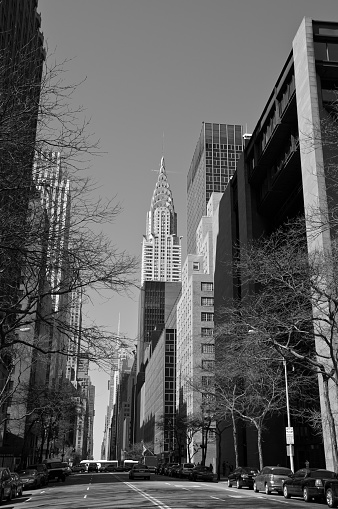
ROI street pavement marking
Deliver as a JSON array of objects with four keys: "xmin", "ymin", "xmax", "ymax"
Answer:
[
  {"xmin": 210, "ymin": 496, "xmax": 222, "ymax": 500},
  {"xmin": 84, "ymin": 495, "xmax": 87, "ymax": 499},
  {"xmin": 125, "ymin": 481, "xmax": 172, "ymax": 509},
  {"xmin": 87, "ymin": 487, "xmax": 90, "ymax": 490}
]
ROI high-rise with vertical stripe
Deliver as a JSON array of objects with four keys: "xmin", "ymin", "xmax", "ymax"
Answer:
[{"xmin": 187, "ymin": 123, "xmax": 244, "ymax": 254}]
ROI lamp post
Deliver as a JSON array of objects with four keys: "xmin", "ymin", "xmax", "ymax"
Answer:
[
  {"xmin": 248, "ymin": 329, "xmax": 294, "ymax": 471},
  {"xmin": 283, "ymin": 358, "xmax": 294, "ymax": 472}
]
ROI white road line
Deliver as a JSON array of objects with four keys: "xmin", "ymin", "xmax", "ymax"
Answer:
[
  {"xmin": 84, "ymin": 495, "xmax": 87, "ymax": 499},
  {"xmin": 210, "ymin": 496, "xmax": 221, "ymax": 500},
  {"xmin": 125, "ymin": 481, "xmax": 172, "ymax": 509},
  {"xmin": 87, "ymin": 487, "xmax": 90, "ymax": 490}
]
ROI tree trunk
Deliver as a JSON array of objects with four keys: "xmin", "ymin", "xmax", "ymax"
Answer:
[
  {"xmin": 256, "ymin": 424, "xmax": 264, "ymax": 470},
  {"xmin": 231, "ymin": 411, "xmax": 239, "ymax": 468},
  {"xmin": 322, "ymin": 374, "xmax": 338, "ymax": 471}
]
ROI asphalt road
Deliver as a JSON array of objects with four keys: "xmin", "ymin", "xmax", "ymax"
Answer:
[{"xmin": 2, "ymin": 472, "xmax": 330, "ymax": 508}]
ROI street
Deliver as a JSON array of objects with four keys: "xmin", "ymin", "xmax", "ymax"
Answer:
[{"xmin": 2, "ymin": 472, "xmax": 331, "ymax": 508}]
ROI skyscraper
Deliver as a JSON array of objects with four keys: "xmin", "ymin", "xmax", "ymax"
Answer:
[
  {"xmin": 141, "ymin": 157, "xmax": 182, "ymax": 284},
  {"xmin": 187, "ymin": 123, "xmax": 244, "ymax": 254}
]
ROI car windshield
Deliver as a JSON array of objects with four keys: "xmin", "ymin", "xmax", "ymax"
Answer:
[
  {"xmin": 243, "ymin": 467, "xmax": 258, "ymax": 474},
  {"xmin": 271, "ymin": 468, "xmax": 292, "ymax": 475},
  {"xmin": 310, "ymin": 470, "xmax": 336, "ymax": 479}
]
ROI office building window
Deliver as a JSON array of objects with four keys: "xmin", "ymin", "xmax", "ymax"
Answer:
[
  {"xmin": 202, "ymin": 343, "xmax": 215, "ymax": 353},
  {"xmin": 201, "ymin": 282, "xmax": 213, "ymax": 291},
  {"xmin": 202, "ymin": 360, "xmax": 215, "ymax": 370},
  {"xmin": 193, "ymin": 262, "xmax": 200, "ymax": 271},
  {"xmin": 201, "ymin": 312, "xmax": 214, "ymax": 321},
  {"xmin": 201, "ymin": 297, "xmax": 214, "ymax": 306},
  {"xmin": 201, "ymin": 328, "xmax": 213, "ymax": 336}
]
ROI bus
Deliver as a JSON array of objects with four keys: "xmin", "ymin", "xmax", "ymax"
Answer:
[{"xmin": 79, "ymin": 459, "xmax": 118, "ymax": 472}]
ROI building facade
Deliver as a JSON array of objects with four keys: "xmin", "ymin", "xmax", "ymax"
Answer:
[
  {"xmin": 141, "ymin": 157, "xmax": 182, "ymax": 284},
  {"xmin": 187, "ymin": 123, "xmax": 243, "ymax": 254},
  {"xmin": 176, "ymin": 193, "xmax": 221, "ymax": 466},
  {"xmin": 214, "ymin": 17, "xmax": 338, "ymax": 471}
]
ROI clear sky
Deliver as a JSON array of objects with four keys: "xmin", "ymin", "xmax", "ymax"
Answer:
[{"xmin": 38, "ymin": 0, "xmax": 338, "ymax": 458}]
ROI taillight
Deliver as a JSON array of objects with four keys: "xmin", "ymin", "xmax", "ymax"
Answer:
[{"xmin": 315, "ymin": 479, "xmax": 323, "ymax": 487}]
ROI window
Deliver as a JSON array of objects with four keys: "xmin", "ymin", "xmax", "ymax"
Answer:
[
  {"xmin": 202, "ymin": 343, "xmax": 215, "ymax": 353},
  {"xmin": 201, "ymin": 376, "xmax": 213, "ymax": 387},
  {"xmin": 201, "ymin": 312, "xmax": 214, "ymax": 322},
  {"xmin": 201, "ymin": 282, "xmax": 213, "ymax": 291},
  {"xmin": 193, "ymin": 262, "xmax": 200, "ymax": 271},
  {"xmin": 201, "ymin": 328, "xmax": 213, "ymax": 337},
  {"xmin": 201, "ymin": 297, "xmax": 214, "ymax": 306},
  {"xmin": 202, "ymin": 360, "xmax": 215, "ymax": 370}
]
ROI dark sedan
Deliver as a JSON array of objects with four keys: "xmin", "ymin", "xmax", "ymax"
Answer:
[
  {"xmin": 227, "ymin": 466, "xmax": 259, "ymax": 489},
  {"xmin": 283, "ymin": 467, "xmax": 337, "ymax": 502},
  {"xmin": 189, "ymin": 465, "xmax": 214, "ymax": 482}
]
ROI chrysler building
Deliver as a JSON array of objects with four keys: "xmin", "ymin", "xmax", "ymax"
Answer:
[{"xmin": 141, "ymin": 157, "xmax": 182, "ymax": 283}]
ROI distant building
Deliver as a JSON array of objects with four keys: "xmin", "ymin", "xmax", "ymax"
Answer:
[
  {"xmin": 141, "ymin": 157, "xmax": 182, "ymax": 284},
  {"xmin": 187, "ymin": 123, "xmax": 243, "ymax": 254},
  {"xmin": 177, "ymin": 194, "xmax": 221, "ymax": 465}
]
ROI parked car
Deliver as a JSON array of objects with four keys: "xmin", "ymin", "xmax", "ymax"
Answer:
[
  {"xmin": 178, "ymin": 463, "xmax": 195, "ymax": 479},
  {"xmin": 189, "ymin": 465, "xmax": 214, "ymax": 482},
  {"xmin": 253, "ymin": 466, "xmax": 293, "ymax": 494},
  {"xmin": 169, "ymin": 464, "xmax": 181, "ymax": 477},
  {"xmin": 18, "ymin": 468, "xmax": 43, "ymax": 490},
  {"xmin": 10, "ymin": 472, "xmax": 23, "ymax": 498},
  {"xmin": 27, "ymin": 463, "xmax": 49, "ymax": 486},
  {"xmin": 324, "ymin": 478, "xmax": 338, "ymax": 507},
  {"xmin": 0, "ymin": 468, "xmax": 14, "ymax": 501},
  {"xmin": 87, "ymin": 462, "xmax": 99, "ymax": 473},
  {"xmin": 163, "ymin": 463, "xmax": 178, "ymax": 476},
  {"xmin": 128, "ymin": 464, "xmax": 151, "ymax": 480},
  {"xmin": 227, "ymin": 466, "xmax": 259, "ymax": 489},
  {"xmin": 283, "ymin": 468, "xmax": 337, "ymax": 502},
  {"xmin": 61, "ymin": 462, "xmax": 72, "ymax": 476},
  {"xmin": 43, "ymin": 460, "xmax": 66, "ymax": 482},
  {"xmin": 71, "ymin": 465, "xmax": 85, "ymax": 473}
]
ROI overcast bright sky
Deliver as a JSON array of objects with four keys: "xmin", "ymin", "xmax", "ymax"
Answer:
[{"xmin": 39, "ymin": 0, "xmax": 338, "ymax": 458}]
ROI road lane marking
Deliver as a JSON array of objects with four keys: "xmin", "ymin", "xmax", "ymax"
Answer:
[
  {"xmin": 87, "ymin": 487, "xmax": 90, "ymax": 490},
  {"xmin": 125, "ymin": 481, "xmax": 172, "ymax": 509},
  {"xmin": 210, "ymin": 496, "xmax": 222, "ymax": 500}
]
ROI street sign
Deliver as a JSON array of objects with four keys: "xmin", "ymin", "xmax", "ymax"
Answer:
[{"xmin": 285, "ymin": 427, "xmax": 294, "ymax": 444}]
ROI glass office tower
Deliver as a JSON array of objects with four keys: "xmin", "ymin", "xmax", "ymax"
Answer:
[{"xmin": 187, "ymin": 123, "xmax": 243, "ymax": 254}]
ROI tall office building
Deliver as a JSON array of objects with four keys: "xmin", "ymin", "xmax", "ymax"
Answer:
[
  {"xmin": 187, "ymin": 123, "xmax": 244, "ymax": 254},
  {"xmin": 214, "ymin": 18, "xmax": 338, "ymax": 471},
  {"xmin": 141, "ymin": 157, "xmax": 182, "ymax": 284}
]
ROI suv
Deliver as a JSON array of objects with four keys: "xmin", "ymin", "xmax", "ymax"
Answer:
[
  {"xmin": 178, "ymin": 463, "xmax": 195, "ymax": 479},
  {"xmin": 43, "ymin": 460, "xmax": 66, "ymax": 482},
  {"xmin": 254, "ymin": 466, "xmax": 293, "ymax": 494},
  {"xmin": 27, "ymin": 464, "xmax": 49, "ymax": 486}
]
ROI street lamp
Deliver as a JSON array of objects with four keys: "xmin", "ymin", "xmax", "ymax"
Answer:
[{"xmin": 248, "ymin": 329, "xmax": 294, "ymax": 472}]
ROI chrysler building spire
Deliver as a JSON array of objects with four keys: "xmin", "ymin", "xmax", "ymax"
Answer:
[{"xmin": 141, "ymin": 158, "xmax": 182, "ymax": 284}]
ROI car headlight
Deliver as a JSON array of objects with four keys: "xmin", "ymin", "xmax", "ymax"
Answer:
[{"xmin": 315, "ymin": 479, "xmax": 324, "ymax": 487}]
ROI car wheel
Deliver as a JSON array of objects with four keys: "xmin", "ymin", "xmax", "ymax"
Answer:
[
  {"xmin": 236, "ymin": 479, "xmax": 242, "ymax": 489},
  {"xmin": 326, "ymin": 488, "xmax": 338, "ymax": 508},
  {"xmin": 253, "ymin": 481, "xmax": 258, "ymax": 493},
  {"xmin": 283, "ymin": 485, "xmax": 291, "ymax": 499},
  {"xmin": 227, "ymin": 479, "xmax": 232, "ymax": 487},
  {"xmin": 265, "ymin": 483, "xmax": 270, "ymax": 495},
  {"xmin": 303, "ymin": 486, "xmax": 311, "ymax": 502}
]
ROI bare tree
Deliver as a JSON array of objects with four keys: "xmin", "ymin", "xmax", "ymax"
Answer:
[{"xmin": 0, "ymin": 47, "xmax": 138, "ymax": 371}]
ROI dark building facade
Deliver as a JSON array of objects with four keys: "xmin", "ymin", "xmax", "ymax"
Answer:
[
  {"xmin": 133, "ymin": 281, "xmax": 181, "ymax": 444},
  {"xmin": 214, "ymin": 17, "xmax": 338, "ymax": 472},
  {"xmin": 187, "ymin": 123, "xmax": 243, "ymax": 254}
]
